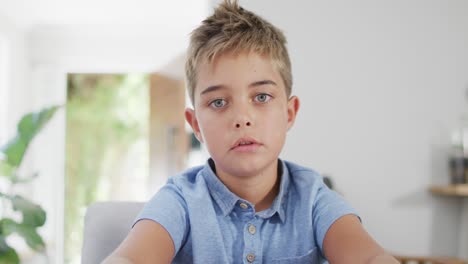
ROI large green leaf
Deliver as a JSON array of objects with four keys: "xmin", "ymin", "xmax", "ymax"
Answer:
[
  {"xmin": 0, "ymin": 236, "xmax": 9, "ymax": 253},
  {"xmin": 18, "ymin": 106, "xmax": 60, "ymax": 142},
  {"xmin": 0, "ymin": 219, "xmax": 17, "ymax": 237},
  {"xmin": 0, "ymin": 136, "xmax": 27, "ymax": 168},
  {"xmin": 0, "ymin": 106, "xmax": 60, "ymax": 167},
  {"xmin": 14, "ymin": 225, "xmax": 44, "ymax": 252},
  {"xmin": 0, "ymin": 245, "xmax": 19, "ymax": 264},
  {"xmin": 0, "ymin": 159, "xmax": 14, "ymax": 178},
  {"xmin": 0, "ymin": 218, "xmax": 45, "ymax": 252},
  {"xmin": 11, "ymin": 196, "xmax": 46, "ymax": 227}
]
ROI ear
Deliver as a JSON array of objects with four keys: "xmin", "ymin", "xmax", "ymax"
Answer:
[
  {"xmin": 185, "ymin": 108, "xmax": 204, "ymax": 143},
  {"xmin": 286, "ymin": 96, "xmax": 300, "ymax": 131}
]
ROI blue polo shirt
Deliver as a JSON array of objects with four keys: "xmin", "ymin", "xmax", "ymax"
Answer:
[{"xmin": 133, "ymin": 159, "xmax": 359, "ymax": 263}]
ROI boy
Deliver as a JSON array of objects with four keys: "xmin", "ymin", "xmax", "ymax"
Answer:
[{"xmin": 103, "ymin": 1, "xmax": 398, "ymax": 263}]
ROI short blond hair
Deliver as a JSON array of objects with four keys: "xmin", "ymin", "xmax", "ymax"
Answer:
[{"xmin": 185, "ymin": 0, "xmax": 292, "ymax": 105}]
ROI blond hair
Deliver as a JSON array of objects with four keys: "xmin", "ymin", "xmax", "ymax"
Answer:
[{"xmin": 185, "ymin": 0, "xmax": 292, "ymax": 104}]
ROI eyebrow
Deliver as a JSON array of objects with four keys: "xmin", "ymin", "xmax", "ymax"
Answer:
[{"xmin": 200, "ymin": 79, "xmax": 277, "ymax": 96}]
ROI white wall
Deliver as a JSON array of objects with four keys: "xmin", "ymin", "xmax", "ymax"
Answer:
[
  {"xmin": 25, "ymin": 5, "xmax": 209, "ymax": 263},
  {"xmin": 0, "ymin": 33, "xmax": 7, "ymax": 143},
  {"xmin": 0, "ymin": 13, "xmax": 45, "ymax": 261},
  {"xmin": 209, "ymin": 0, "xmax": 468, "ymax": 259},
  {"xmin": 29, "ymin": 25, "xmax": 198, "ymax": 73},
  {"xmin": 0, "ymin": 14, "xmax": 31, "ymax": 142}
]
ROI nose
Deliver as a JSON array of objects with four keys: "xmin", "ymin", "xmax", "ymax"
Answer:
[
  {"xmin": 235, "ymin": 121, "xmax": 251, "ymax": 128},
  {"xmin": 234, "ymin": 106, "xmax": 254, "ymax": 129},
  {"xmin": 233, "ymin": 103, "xmax": 254, "ymax": 129},
  {"xmin": 230, "ymin": 96, "xmax": 256, "ymax": 129}
]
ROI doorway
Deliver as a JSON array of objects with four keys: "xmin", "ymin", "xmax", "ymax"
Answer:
[{"xmin": 64, "ymin": 73, "xmax": 206, "ymax": 263}]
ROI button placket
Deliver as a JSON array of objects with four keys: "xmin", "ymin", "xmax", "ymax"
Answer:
[{"xmin": 241, "ymin": 203, "xmax": 259, "ymax": 263}]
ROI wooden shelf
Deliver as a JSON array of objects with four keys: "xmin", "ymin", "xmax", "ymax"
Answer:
[
  {"xmin": 429, "ymin": 184, "xmax": 468, "ymax": 197},
  {"xmin": 394, "ymin": 255, "xmax": 466, "ymax": 264}
]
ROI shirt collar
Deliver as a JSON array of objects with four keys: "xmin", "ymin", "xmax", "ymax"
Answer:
[{"xmin": 201, "ymin": 158, "xmax": 290, "ymax": 223}]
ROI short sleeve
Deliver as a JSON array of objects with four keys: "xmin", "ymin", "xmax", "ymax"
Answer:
[
  {"xmin": 312, "ymin": 181, "xmax": 360, "ymax": 254},
  {"xmin": 132, "ymin": 183, "xmax": 189, "ymax": 254}
]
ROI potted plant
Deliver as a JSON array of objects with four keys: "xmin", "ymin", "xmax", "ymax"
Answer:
[{"xmin": 0, "ymin": 106, "xmax": 60, "ymax": 263}]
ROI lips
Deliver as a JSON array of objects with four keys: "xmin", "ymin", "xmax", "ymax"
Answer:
[{"xmin": 231, "ymin": 137, "xmax": 261, "ymax": 150}]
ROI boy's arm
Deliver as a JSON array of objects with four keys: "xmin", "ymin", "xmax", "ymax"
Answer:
[
  {"xmin": 101, "ymin": 219, "xmax": 174, "ymax": 264},
  {"xmin": 322, "ymin": 214, "xmax": 399, "ymax": 264}
]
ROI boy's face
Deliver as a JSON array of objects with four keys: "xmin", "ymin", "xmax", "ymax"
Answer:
[{"xmin": 185, "ymin": 51, "xmax": 299, "ymax": 178}]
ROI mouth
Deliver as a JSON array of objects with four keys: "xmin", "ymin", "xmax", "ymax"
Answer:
[{"xmin": 230, "ymin": 137, "xmax": 262, "ymax": 151}]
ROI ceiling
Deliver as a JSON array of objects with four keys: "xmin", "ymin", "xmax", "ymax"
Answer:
[{"xmin": 0, "ymin": 0, "xmax": 210, "ymax": 30}]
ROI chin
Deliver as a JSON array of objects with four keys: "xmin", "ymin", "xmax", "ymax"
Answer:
[{"xmin": 221, "ymin": 157, "xmax": 277, "ymax": 177}]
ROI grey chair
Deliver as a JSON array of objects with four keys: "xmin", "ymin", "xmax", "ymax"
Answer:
[{"xmin": 81, "ymin": 201, "xmax": 145, "ymax": 264}]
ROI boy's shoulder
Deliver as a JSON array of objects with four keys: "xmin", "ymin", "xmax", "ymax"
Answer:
[
  {"xmin": 283, "ymin": 159, "xmax": 320, "ymax": 175},
  {"xmin": 282, "ymin": 159, "xmax": 325, "ymax": 187},
  {"xmin": 167, "ymin": 164, "xmax": 205, "ymax": 186}
]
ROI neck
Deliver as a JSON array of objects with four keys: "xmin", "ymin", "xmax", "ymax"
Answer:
[{"xmin": 214, "ymin": 159, "xmax": 281, "ymax": 212}]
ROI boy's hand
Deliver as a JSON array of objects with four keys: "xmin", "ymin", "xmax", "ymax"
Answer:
[
  {"xmin": 101, "ymin": 219, "xmax": 174, "ymax": 264},
  {"xmin": 323, "ymin": 214, "xmax": 399, "ymax": 264}
]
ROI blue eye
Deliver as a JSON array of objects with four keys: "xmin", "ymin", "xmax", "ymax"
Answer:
[
  {"xmin": 255, "ymin": 93, "xmax": 272, "ymax": 103},
  {"xmin": 210, "ymin": 99, "xmax": 227, "ymax": 108}
]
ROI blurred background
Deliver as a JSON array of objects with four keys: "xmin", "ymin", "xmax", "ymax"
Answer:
[{"xmin": 0, "ymin": 0, "xmax": 467, "ymax": 263}]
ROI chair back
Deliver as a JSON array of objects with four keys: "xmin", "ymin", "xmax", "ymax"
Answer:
[{"xmin": 81, "ymin": 201, "xmax": 144, "ymax": 264}]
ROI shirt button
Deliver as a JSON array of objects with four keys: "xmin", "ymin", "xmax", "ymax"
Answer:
[
  {"xmin": 246, "ymin": 253, "xmax": 255, "ymax": 263},
  {"xmin": 248, "ymin": 224, "xmax": 256, "ymax": 235},
  {"xmin": 239, "ymin": 202, "xmax": 248, "ymax": 209}
]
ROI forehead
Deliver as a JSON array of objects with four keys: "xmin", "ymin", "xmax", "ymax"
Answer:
[
  {"xmin": 205, "ymin": 50, "xmax": 275, "ymax": 73},
  {"xmin": 195, "ymin": 51, "xmax": 282, "ymax": 93}
]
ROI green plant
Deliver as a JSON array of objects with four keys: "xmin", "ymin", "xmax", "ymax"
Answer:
[{"xmin": 0, "ymin": 106, "xmax": 60, "ymax": 263}]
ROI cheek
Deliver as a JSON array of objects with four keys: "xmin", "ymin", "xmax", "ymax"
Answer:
[
  {"xmin": 264, "ymin": 107, "xmax": 288, "ymax": 128},
  {"xmin": 199, "ymin": 114, "xmax": 226, "ymax": 141},
  {"xmin": 260, "ymin": 113, "xmax": 287, "ymax": 142}
]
